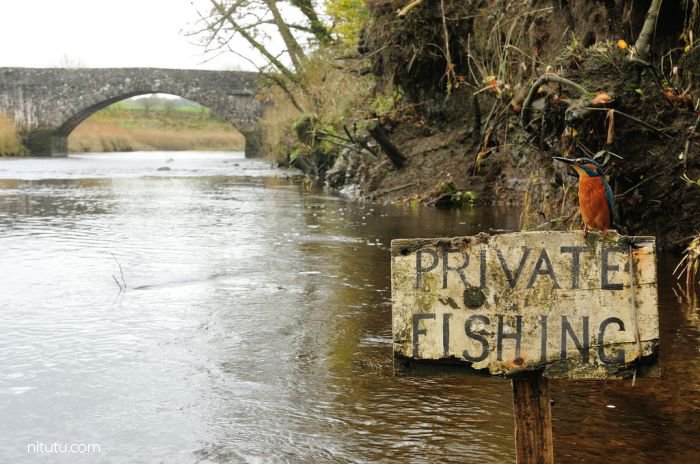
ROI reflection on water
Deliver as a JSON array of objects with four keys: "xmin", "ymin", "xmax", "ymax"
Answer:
[{"xmin": 0, "ymin": 152, "xmax": 698, "ymax": 463}]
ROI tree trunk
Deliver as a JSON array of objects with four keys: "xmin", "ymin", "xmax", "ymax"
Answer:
[{"xmin": 634, "ymin": 0, "xmax": 664, "ymax": 62}]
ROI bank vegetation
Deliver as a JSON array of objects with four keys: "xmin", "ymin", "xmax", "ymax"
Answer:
[
  {"xmin": 68, "ymin": 102, "xmax": 245, "ymax": 153},
  {"xmin": 0, "ymin": 113, "xmax": 26, "ymax": 156},
  {"xmin": 0, "ymin": 99, "xmax": 245, "ymax": 155},
  {"xmin": 194, "ymin": 0, "xmax": 700, "ymax": 290}
]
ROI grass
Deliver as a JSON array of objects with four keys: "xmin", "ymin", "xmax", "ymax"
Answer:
[
  {"xmin": 0, "ymin": 113, "xmax": 27, "ymax": 156},
  {"xmin": 69, "ymin": 106, "xmax": 245, "ymax": 153},
  {"xmin": 676, "ymin": 234, "xmax": 700, "ymax": 297},
  {"xmin": 110, "ymin": 99, "xmax": 214, "ymax": 114},
  {"xmin": 259, "ymin": 50, "xmax": 374, "ymax": 165},
  {"xmin": 0, "ymin": 103, "xmax": 245, "ymax": 155}
]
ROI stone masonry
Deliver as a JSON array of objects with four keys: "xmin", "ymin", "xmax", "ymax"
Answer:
[{"xmin": 0, "ymin": 67, "xmax": 263, "ymax": 156}]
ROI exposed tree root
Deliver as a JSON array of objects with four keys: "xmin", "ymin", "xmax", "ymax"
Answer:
[{"xmin": 520, "ymin": 74, "xmax": 589, "ymax": 128}]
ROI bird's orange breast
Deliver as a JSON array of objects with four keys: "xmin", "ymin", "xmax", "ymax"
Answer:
[{"xmin": 578, "ymin": 176, "xmax": 611, "ymax": 231}]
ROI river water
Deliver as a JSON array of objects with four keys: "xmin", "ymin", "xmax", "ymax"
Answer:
[{"xmin": 0, "ymin": 152, "xmax": 697, "ymax": 463}]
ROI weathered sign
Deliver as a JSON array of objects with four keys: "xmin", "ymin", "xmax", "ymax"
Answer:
[{"xmin": 391, "ymin": 231, "xmax": 659, "ymax": 379}]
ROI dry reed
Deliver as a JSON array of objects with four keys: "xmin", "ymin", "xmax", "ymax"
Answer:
[
  {"xmin": 0, "ymin": 113, "xmax": 26, "ymax": 156},
  {"xmin": 69, "ymin": 118, "xmax": 244, "ymax": 153}
]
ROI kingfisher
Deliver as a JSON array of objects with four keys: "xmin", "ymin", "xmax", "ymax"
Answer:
[{"xmin": 553, "ymin": 157, "xmax": 615, "ymax": 237}]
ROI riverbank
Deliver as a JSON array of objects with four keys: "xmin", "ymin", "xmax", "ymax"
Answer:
[
  {"xmin": 0, "ymin": 101, "xmax": 245, "ymax": 156},
  {"xmin": 0, "ymin": 114, "xmax": 25, "ymax": 156},
  {"xmin": 263, "ymin": 0, "xmax": 700, "ymax": 258},
  {"xmin": 68, "ymin": 104, "xmax": 244, "ymax": 153}
]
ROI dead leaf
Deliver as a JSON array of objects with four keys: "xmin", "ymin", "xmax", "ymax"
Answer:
[
  {"xmin": 591, "ymin": 91, "xmax": 612, "ymax": 105},
  {"xmin": 606, "ymin": 109, "xmax": 615, "ymax": 145}
]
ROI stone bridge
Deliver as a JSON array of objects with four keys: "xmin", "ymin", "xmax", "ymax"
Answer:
[{"xmin": 0, "ymin": 67, "xmax": 263, "ymax": 156}]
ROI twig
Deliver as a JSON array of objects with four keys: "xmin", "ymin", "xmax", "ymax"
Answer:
[
  {"xmin": 344, "ymin": 125, "xmax": 377, "ymax": 157},
  {"xmin": 472, "ymin": 94, "xmax": 481, "ymax": 135},
  {"xmin": 111, "ymin": 253, "xmax": 126, "ymax": 289},
  {"xmin": 317, "ymin": 136, "xmax": 375, "ymax": 157},
  {"xmin": 615, "ymin": 172, "xmax": 664, "ymax": 198},
  {"xmin": 398, "ymin": 0, "xmax": 424, "ymax": 18},
  {"xmin": 575, "ymin": 141, "xmax": 624, "ymax": 160},
  {"xmin": 682, "ymin": 100, "xmax": 700, "ymax": 170},
  {"xmin": 582, "ymin": 107, "xmax": 674, "ymax": 139},
  {"xmin": 534, "ymin": 209, "xmax": 578, "ymax": 230},
  {"xmin": 316, "ymin": 130, "xmax": 353, "ymax": 144},
  {"xmin": 439, "ymin": 0, "xmax": 456, "ymax": 99},
  {"xmin": 368, "ymin": 182, "xmax": 418, "ymax": 198},
  {"xmin": 112, "ymin": 275, "xmax": 123, "ymax": 291},
  {"xmin": 342, "ymin": 125, "xmax": 357, "ymax": 144},
  {"xmin": 482, "ymin": 99, "xmax": 500, "ymax": 135},
  {"xmin": 360, "ymin": 45, "xmax": 388, "ymax": 60}
]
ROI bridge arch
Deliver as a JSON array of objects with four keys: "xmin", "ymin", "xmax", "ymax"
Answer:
[
  {"xmin": 0, "ymin": 67, "xmax": 263, "ymax": 156},
  {"xmin": 65, "ymin": 93, "xmax": 248, "ymax": 154}
]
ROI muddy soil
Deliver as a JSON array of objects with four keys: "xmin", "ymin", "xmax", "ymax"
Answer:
[{"xmin": 329, "ymin": 0, "xmax": 700, "ymax": 251}]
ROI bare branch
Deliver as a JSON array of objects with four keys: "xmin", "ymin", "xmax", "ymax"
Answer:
[
  {"xmin": 223, "ymin": 42, "xmax": 305, "ymax": 112},
  {"xmin": 208, "ymin": 0, "xmax": 300, "ymax": 84},
  {"xmin": 288, "ymin": 0, "xmax": 335, "ymax": 45},
  {"xmin": 262, "ymin": 0, "xmax": 307, "ymax": 69}
]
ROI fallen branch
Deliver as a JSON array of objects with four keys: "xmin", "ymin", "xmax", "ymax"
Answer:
[{"xmin": 367, "ymin": 121, "xmax": 407, "ymax": 169}]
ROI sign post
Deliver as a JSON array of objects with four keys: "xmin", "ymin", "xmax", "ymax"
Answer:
[
  {"xmin": 511, "ymin": 373, "xmax": 553, "ymax": 463},
  {"xmin": 391, "ymin": 231, "xmax": 659, "ymax": 462}
]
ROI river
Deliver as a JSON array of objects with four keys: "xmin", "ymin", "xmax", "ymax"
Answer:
[{"xmin": 0, "ymin": 151, "xmax": 697, "ymax": 463}]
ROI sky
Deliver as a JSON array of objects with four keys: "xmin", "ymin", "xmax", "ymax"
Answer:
[{"xmin": 0, "ymin": 0, "xmax": 246, "ymax": 70}]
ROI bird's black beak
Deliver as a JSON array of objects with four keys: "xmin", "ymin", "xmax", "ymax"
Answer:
[
  {"xmin": 553, "ymin": 156, "xmax": 579, "ymax": 178},
  {"xmin": 553, "ymin": 156, "xmax": 575, "ymax": 165}
]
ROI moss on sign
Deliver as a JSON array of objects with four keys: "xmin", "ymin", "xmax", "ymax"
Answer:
[{"xmin": 391, "ymin": 231, "xmax": 659, "ymax": 379}]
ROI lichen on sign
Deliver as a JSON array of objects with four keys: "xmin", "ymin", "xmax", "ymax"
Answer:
[{"xmin": 391, "ymin": 231, "xmax": 659, "ymax": 379}]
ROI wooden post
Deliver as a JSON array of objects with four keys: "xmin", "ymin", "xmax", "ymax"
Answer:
[
  {"xmin": 512, "ymin": 373, "xmax": 554, "ymax": 464},
  {"xmin": 391, "ymin": 232, "xmax": 660, "ymax": 462}
]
